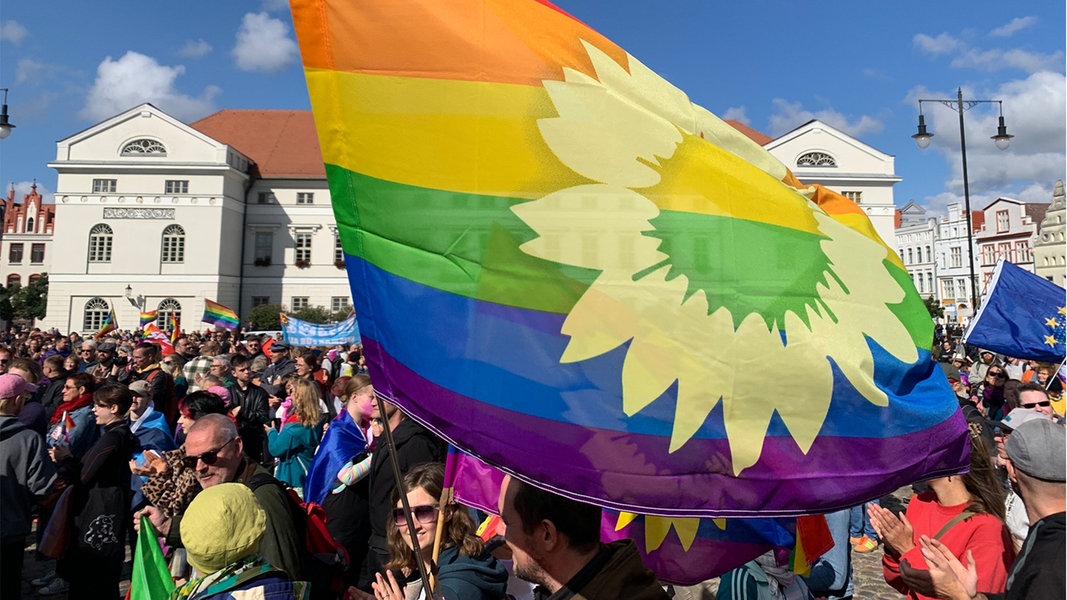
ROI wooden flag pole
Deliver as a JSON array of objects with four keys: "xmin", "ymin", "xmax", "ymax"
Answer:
[{"xmin": 429, "ymin": 484, "xmax": 454, "ymax": 592}]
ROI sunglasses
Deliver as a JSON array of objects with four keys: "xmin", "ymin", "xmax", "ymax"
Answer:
[
  {"xmin": 1022, "ymin": 401, "xmax": 1051, "ymax": 409},
  {"xmin": 987, "ymin": 371, "xmax": 1006, "ymax": 378},
  {"xmin": 393, "ymin": 504, "xmax": 440, "ymax": 527},
  {"xmin": 182, "ymin": 437, "xmax": 236, "ymax": 469}
]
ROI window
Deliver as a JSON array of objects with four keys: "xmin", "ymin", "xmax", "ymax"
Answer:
[
  {"xmin": 291, "ymin": 297, "xmax": 309, "ymax": 311},
  {"xmin": 164, "ymin": 180, "xmax": 189, "ymax": 194},
  {"xmin": 998, "ymin": 242, "xmax": 1011, "ymax": 261},
  {"xmin": 334, "ymin": 234, "xmax": 344, "ymax": 263},
  {"xmin": 942, "ymin": 280, "xmax": 954, "ymax": 299},
  {"xmin": 6, "ymin": 274, "xmax": 20, "ymax": 288},
  {"xmin": 254, "ymin": 231, "xmax": 273, "ymax": 263},
  {"xmin": 796, "ymin": 152, "xmax": 837, "ymax": 167},
  {"xmin": 331, "ymin": 297, "xmax": 351, "ymax": 313},
  {"xmin": 257, "ymin": 192, "xmax": 275, "ymax": 204},
  {"xmin": 26, "ymin": 217, "xmax": 34, "ymax": 232},
  {"xmin": 161, "ymin": 224, "xmax": 186, "ymax": 263},
  {"xmin": 8, "ymin": 243, "xmax": 23, "ymax": 263},
  {"xmin": 925, "ymin": 246, "xmax": 932, "ymax": 262},
  {"xmin": 950, "ymin": 247, "xmax": 962, "ymax": 268},
  {"xmin": 30, "ymin": 243, "xmax": 44, "ymax": 263},
  {"xmin": 907, "ymin": 248, "xmax": 913, "ymax": 264},
  {"xmin": 88, "ymin": 224, "xmax": 114, "ymax": 262},
  {"xmin": 995, "ymin": 210, "xmax": 1009, "ymax": 233},
  {"xmin": 121, "ymin": 138, "xmax": 167, "ymax": 155},
  {"xmin": 156, "ymin": 298, "xmax": 182, "ymax": 331},
  {"xmin": 956, "ymin": 279, "xmax": 967, "ymax": 299},
  {"xmin": 1016, "ymin": 241, "xmax": 1031, "ymax": 262},
  {"xmin": 28, "ymin": 274, "xmax": 40, "ymax": 285},
  {"xmin": 295, "ymin": 232, "xmax": 312, "ymax": 263},
  {"xmin": 251, "ymin": 296, "xmax": 270, "ymax": 307},
  {"xmin": 296, "ymin": 192, "xmax": 314, "ymax": 204},
  {"xmin": 981, "ymin": 245, "xmax": 995, "ymax": 265},
  {"xmin": 926, "ymin": 273, "xmax": 933, "ymax": 293},
  {"xmin": 92, "ymin": 179, "xmax": 117, "ymax": 193},
  {"xmin": 842, "ymin": 191, "xmax": 862, "ymax": 203},
  {"xmin": 83, "ymin": 298, "xmax": 110, "ymax": 332}
]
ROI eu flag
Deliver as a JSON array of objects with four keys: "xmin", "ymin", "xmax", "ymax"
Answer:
[{"xmin": 964, "ymin": 259, "xmax": 1066, "ymax": 363}]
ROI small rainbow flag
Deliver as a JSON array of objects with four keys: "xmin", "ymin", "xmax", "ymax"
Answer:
[
  {"xmin": 95, "ymin": 307, "xmax": 117, "ymax": 339},
  {"xmin": 139, "ymin": 310, "xmax": 158, "ymax": 330},
  {"xmin": 202, "ymin": 299, "xmax": 239, "ymax": 331},
  {"xmin": 168, "ymin": 314, "xmax": 180, "ymax": 343}
]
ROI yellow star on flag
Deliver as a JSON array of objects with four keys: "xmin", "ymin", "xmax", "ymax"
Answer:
[
  {"xmin": 1059, "ymin": 306, "xmax": 1066, "ymax": 315},
  {"xmin": 615, "ymin": 512, "xmax": 701, "ymax": 552},
  {"xmin": 1045, "ymin": 335, "xmax": 1057, "ymax": 348},
  {"xmin": 1047, "ymin": 318, "xmax": 1059, "ymax": 327}
]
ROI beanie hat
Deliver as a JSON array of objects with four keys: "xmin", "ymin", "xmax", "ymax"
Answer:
[{"xmin": 180, "ymin": 483, "xmax": 266, "ymax": 573}]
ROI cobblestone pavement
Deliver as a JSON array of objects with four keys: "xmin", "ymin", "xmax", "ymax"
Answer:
[{"xmin": 18, "ymin": 488, "xmax": 916, "ymax": 599}]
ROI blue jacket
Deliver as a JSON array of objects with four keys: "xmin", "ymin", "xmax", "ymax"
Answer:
[
  {"xmin": 266, "ymin": 422, "xmax": 320, "ymax": 490},
  {"xmin": 47, "ymin": 404, "xmax": 99, "ymax": 460}
]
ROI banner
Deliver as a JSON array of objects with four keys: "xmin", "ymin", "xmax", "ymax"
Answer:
[{"xmin": 282, "ymin": 313, "xmax": 360, "ymax": 347}]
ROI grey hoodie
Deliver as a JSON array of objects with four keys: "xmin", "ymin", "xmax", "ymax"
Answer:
[{"xmin": 0, "ymin": 415, "xmax": 57, "ymax": 544}]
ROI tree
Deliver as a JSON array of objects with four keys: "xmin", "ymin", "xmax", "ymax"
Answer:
[
  {"xmin": 248, "ymin": 303, "xmax": 283, "ymax": 330},
  {"xmin": 0, "ymin": 286, "xmax": 14, "ymax": 322},
  {"xmin": 292, "ymin": 305, "xmax": 333, "ymax": 324},
  {"xmin": 923, "ymin": 295, "xmax": 943, "ymax": 320},
  {"xmin": 9, "ymin": 274, "xmax": 48, "ymax": 321}
]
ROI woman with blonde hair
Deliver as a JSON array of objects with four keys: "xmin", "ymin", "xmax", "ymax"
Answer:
[{"xmin": 266, "ymin": 377, "xmax": 322, "ymax": 492}]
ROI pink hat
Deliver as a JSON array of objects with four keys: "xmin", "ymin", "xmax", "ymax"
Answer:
[
  {"xmin": 0, "ymin": 373, "xmax": 36, "ymax": 399},
  {"xmin": 207, "ymin": 385, "xmax": 232, "ymax": 407}
]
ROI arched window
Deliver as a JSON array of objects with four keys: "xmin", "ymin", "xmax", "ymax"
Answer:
[
  {"xmin": 88, "ymin": 223, "xmax": 113, "ymax": 262},
  {"xmin": 120, "ymin": 138, "xmax": 167, "ymax": 156},
  {"xmin": 157, "ymin": 298, "xmax": 182, "ymax": 331},
  {"xmin": 28, "ymin": 274, "xmax": 41, "ymax": 285},
  {"xmin": 83, "ymin": 297, "xmax": 110, "ymax": 332},
  {"xmin": 6, "ymin": 274, "xmax": 20, "ymax": 288},
  {"xmin": 161, "ymin": 224, "xmax": 186, "ymax": 263},
  {"xmin": 796, "ymin": 152, "xmax": 837, "ymax": 167},
  {"xmin": 26, "ymin": 217, "xmax": 34, "ymax": 232}
]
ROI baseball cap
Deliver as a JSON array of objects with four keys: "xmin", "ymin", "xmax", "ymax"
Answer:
[
  {"xmin": 995, "ymin": 408, "xmax": 1053, "ymax": 433},
  {"xmin": 1005, "ymin": 419, "xmax": 1066, "ymax": 482},
  {"xmin": 270, "ymin": 341, "xmax": 291, "ymax": 351},
  {"xmin": 128, "ymin": 380, "xmax": 152, "ymax": 397},
  {"xmin": 0, "ymin": 373, "xmax": 36, "ymax": 399}
]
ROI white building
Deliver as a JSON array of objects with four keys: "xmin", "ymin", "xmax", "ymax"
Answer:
[
  {"xmin": 894, "ymin": 200, "xmax": 938, "ymax": 300},
  {"xmin": 934, "ymin": 202, "xmax": 982, "ymax": 324},
  {"xmin": 42, "ymin": 103, "xmax": 350, "ymax": 333},
  {"xmin": 764, "ymin": 119, "xmax": 900, "ymax": 245},
  {"xmin": 1033, "ymin": 180, "xmax": 1066, "ymax": 286},
  {"xmin": 974, "ymin": 197, "xmax": 1047, "ymax": 290}
]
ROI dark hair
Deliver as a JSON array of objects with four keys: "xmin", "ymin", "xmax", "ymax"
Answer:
[
  {"xmin": 962, "ymin": 434, "xmax": 1005, "ymax": 521},
  {"xmin": 94, "ymin": 383, "xmax": 134, "ymax": 415},
  {"xmin": 231, "ymin": 354, "xmax": 251, "ymax": 369},
  {"xmin": 511, "ymin": 478, "xmax": 601, "ymax": 552},
  {"xmin": 8, "ymin": 358, "xmax": 42, "ymax": 383},
  {"xmin": 179, "ymin": 390, "xmax": 227, "ymax": 420},
  {"xmin": 1017, "ymin": 382, "xmax": 1050, "ymax": 399},
  {"xmin": 385, "ymin": 462, "xmax": 482, "ymax": 572},
  {"xmin": 135, "ymin": 341, "xmax": 159, "ymax": 359},
  {"xmin": 67, "ymin": 372, "xmax": 96, "ymax": 395},
  {"xmin": 300, "ymin": 353, "xmax": 320, "ymax": 369}
]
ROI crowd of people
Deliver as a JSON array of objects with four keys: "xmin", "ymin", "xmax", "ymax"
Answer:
[{"xmin": 0, "ymin": 325, "xmax": 1063, "ymax": 600}]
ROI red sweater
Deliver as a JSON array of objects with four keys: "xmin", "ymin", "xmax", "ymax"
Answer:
[{"xmin": 883, "ymin": 492, "xmax": 1015, "ymax": 599}]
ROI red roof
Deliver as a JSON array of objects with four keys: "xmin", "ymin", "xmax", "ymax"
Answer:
[
  {"xmin": 191, "ymin": 110, "xmax": 325, "ymax": 179},
  {"xmin": 724, "ymin": 119, "xmax": 774, "ymax": 146}
]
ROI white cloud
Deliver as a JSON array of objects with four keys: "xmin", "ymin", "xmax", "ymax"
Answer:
[
  {"xmin": 232, "ymin": 12, "xmax": 298, "ymax": 73},
  {"xmin": 951, "ymin": 47, "xmax": 1063, "ymax": 73},
  {"xmin": 12, "ymin": 180, "xmax": 54, "ymax": 203},
  {"xmin": 0, "ymin": 20, "xmax": 27, "ymax": 44},
  {"xmin": 913, "ymin": 33, "xmax": 962, "ymax": 55},
  {"xmin": 177, "ymin": 39, "xmax": 213, "ymax": 58},
  {"xmin": 80, "ymin": 51, "xmax": 220, "ymax": 122},
  {"xmin": 260, "ymin": 0, "xmax": 291, "ymax": 12},
  {"xmin": 989, "ymin": 17, "xmax": 1037, "ymax": 38},
  {"xmin": 16, "ymin": 58, "xmax": 48, "ymax": 84},
  {"xmin": 767, "ymin": 99, "xmax": 884, "ymax": 138},
  {"xmin": 720, "ymin": 106, "xmax": 749, "ymax": 124}
]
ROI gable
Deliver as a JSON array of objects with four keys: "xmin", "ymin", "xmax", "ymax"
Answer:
[{"xmin": 765, "ymin": 120, "xmax": 895, "ymax": 176}]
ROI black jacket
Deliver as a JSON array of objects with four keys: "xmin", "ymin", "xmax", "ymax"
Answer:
[
  {"xmin": 231, "ymin": 382, "xmax": 271, "ymax": 463},
  {"xmin": 367, "ymin": 418, "xmax": 444, "ymax": 552}
]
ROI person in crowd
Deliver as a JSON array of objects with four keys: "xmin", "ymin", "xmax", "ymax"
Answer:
[
  {"xmin": 48, "ymin": 384, "xmax": 138, "ymax": 598},
  {"xmin": 245, "ymin": 334, "xmax": 265, "ymax": 361},
  {"xmin": 351, "ymin": 462, "xmax": 508, "ymax": 600},
  {"xmin": 47, "ymin": 372, "xmax": 100, "ymax": 459},
  {"xmin": 182, "ymin": 341, "xmax": 215, "ymax": 394},
  {"xmin": 123, "ymin": 342, "xmax": 178, "ymax": 428},
  {"xmin": 176, "ymin": 390, "xmax": 229, "ymax": 442},
  {"xmin": 805, "ymin": 508, "xmax": 854, "ymax": 600},
  {"xmin": 975, "ymin": 365, "xmax": 1008, "ymax": 421},
  {"xmin": 267, "ymin": 377, "xmax": 323, "ymax": 493},
  {"xmin": 230, "ymin": 354, "xmax": 272, "ymax": 466},
  {"xmin": 358, "ymin": 397, "xmax": 445, "ymax": 590},
  {"xmin": 1014, "ymin": 382, "xmax": 1062, "ymax": 423},
  {"xmin": 39, "ymin": 354, "xmax": 70, "ymax": 417},
  {"xmin": 64, "ymin": 352, "xmax": 82, "ymax": 374},
  {"xmin": 140, "ymin": 414, "xmax": 305, "ymax": 580},
  {"xmin": 870, "ymin": 433, "xmax": 1014, "ymax": 599},
  {"xmin": 41, "ymin": 334, "xmax": 72, "ymax": 363},
  {"xmin": 0, "ymin": 344, "xmax": 12, "ymax": 374},
  {"xmin": 295, "ymin": 352, "xmax": 330, "ymax": 410},
  {"xmin": 75, "ymin": 339, "xmax": 98, "ymax": 373},
  {"xmin": 898, "ymin": 418, "xmax": 1065, "ymax": 600},
  {"xmin": 0, "ymin": 373, "xmax": 58, "ymax": 600},
  {"xmin": 496, "ymin": 474, "xmax": 669, "ymax": 599},
  {"xmin": 718, "ymin": 550, "xmax": 812, "ymax": 599},
  {"xmin": 160, "ymin": 352, "xmax": 188, "ymax": 400},
  {"xmin": 128, "ymin": 380, "xmax": 177, "ymax": 461},
  {"xmin": 263, "ymin": 341, "xmax": 298, "ymax": 386},
  {"xmin": 851, "ymin": 499, "xmax": 882, "ymax": 553},
  {"xmin": 1001, "ymin": 357, "xmax": 1027, "ymax": 382},
  {"xmin": 86, "ymin": 341, "xmax": 119, "ymax": 385},
  {"xmin": 8, "ymin": 357, "xmax": 49, "ymax": 436},
  {"xmin": 211, "ymin": 353, "xmax": 237, "ymax": 389},
  {"xmin": 174, "ymin": 335, "xmax": 200, "ymax": 362},
  {"xmin": 170, "ymin": 483, "xmax": 310, "ymax": 599}
]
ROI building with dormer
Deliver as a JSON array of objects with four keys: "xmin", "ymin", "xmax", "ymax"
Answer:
[
  {"xmin": 974, "ymin": 197, "xmax": 1047, "ymax": 289},
  {"xmin": 1, "ymin": 183, "xmax": 55, "ymax": 290},
  {"xmin": 1033, "ymin": 180, "xmax": 1066, "ymax": 286},
  {"xmin": 894, "ymin": 200, "xmax": 938, "ymax": 300}
]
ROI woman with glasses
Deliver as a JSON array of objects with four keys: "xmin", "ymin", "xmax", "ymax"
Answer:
[
  {"xmin": 975, "ymin": 364, "xmax": 1009, "ymax": 421},
  {"xmin": 46, "ymin": 372, "xmax": 100, "ymax": 460},
  {"xmin": 353, "ymin": 462, "xmax": 507, "ymax": 600},
  {"xmin": 48, "ymin": 384, "xmax": 137, "ymax": 599}
]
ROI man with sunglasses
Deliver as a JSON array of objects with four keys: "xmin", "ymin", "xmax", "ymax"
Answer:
[
  {"xmin": 139, "ymin": 414, "xmax": 304, "ymax": 581},
  {"xmin": 75, "ymin": 339, "xmax": 98, "ymax": 373},
  {"xmin": 1016, "ymin": 383, "xmax": 1063, "ymax": 423}
]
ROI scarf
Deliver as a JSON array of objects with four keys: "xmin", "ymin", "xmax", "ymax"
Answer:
[{"xmin": 50, "ymin": 392, "xmax": 93, "ymax": 425}]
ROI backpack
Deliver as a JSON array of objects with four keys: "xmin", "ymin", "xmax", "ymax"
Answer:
[{"xmin": 247, "ymin": 473, "xmax": 349, "ymax": 599}]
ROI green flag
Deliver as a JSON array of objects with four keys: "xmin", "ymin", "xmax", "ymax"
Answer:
[{"xmin": 128, "ymin": 515, "xmax": 175, "ymax": 600}]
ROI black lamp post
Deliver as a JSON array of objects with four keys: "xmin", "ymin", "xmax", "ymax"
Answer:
[
  {"xmin": 0, "ymin": 88, "xmax": 14, "ymax": 139},
  {"xmin": 912, "ymin": 88, "xmax": 1013, "ymax": 311}
]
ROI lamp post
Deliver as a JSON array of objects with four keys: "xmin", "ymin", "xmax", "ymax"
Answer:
[
  {"xmin": 912, "ymin": 88, "xmax": 1013, "ymax": 312},
  {"xmin": 0, "ymin": 88, "xmax": 15, "ymax": 139},
  {"xmin": 125, "ymin": 284, "xmax": 145, "ymax": 311}
]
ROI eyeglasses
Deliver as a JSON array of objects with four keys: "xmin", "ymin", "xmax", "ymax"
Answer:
[
  {"xmin": 79, "ymin": 349, "xmax": 94, "ymax": 353},
  {"xmin": 182, "ymin": 437, "xmax": 236, "ymax": 469},
  {"xmin": 987, "ymin": 371, "xmax": 1006, "ymax": 378},
  {"xmin": 393, "ymin": 504, "xmax": 440, "ymax": 527},
  {"xmin": 1022, "ymin": 401, "xmax": 1051, "ymax": 409}
]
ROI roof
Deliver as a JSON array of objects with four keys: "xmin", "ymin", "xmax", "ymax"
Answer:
[
  {"xmin": 187, "ymin": 111, "xmax": 771, "ymax": 180},
  {"xmin": 190, "ymin": 110, "xmax": 325, "ymax": 179}
]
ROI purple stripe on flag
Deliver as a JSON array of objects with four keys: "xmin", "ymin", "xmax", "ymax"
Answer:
[{"xmin": 364, "ymin": 337, "xmax": 969, "ymax": 517}]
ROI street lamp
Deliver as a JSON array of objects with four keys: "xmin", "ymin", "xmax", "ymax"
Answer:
[
  {"xmin": 912, "ymin": 88, "xmax": 1012, "ymax": 311},
  {"xmin": 0, "ymin": 88, "xmax": 15, "ymax": 140},
  {"xmin": 125, "ymin": 284, "xmax": 145, "ymax": 310}
]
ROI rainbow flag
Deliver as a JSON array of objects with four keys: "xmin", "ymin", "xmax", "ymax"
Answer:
[
  {"xmin": 292, "ymin": 0, "xmax": 968, "ymax": 517},
  {"xmin": 95, "ymin": 307, "xmax": 117, "ymax": 339},
  {"xmin": 168, "ymin": 314, "xmax": 180, "ymax": 344},
  {"xmin": 202, "ymin": 299, "xmax": 239, "ymax": 331},
  {"xmin": 139, "ymin": 310, "xmax": 158, "ymax": 330}
]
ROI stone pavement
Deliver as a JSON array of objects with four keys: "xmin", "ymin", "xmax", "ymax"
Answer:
[{"xmin": 18, "ymin": 488, "xmax": 916, "ymax": 599}]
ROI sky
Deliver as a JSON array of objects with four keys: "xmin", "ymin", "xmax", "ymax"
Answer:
[{"xmin": 1, "ymin": 1, "xmax": 1064, "ymax": 217}]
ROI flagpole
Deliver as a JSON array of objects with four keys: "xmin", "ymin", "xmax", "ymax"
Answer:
[{"xmin": 373, "ymin": 393, "xmax": 437, "ymax": 598}]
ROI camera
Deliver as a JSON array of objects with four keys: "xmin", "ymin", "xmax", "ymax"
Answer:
[{"xmin": 114, "ymin": 356, "xmax": 129, "ymax": 367}]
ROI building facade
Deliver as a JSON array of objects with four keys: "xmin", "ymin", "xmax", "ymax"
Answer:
[
  {"xmin": 933, "ymin": 202, "xmax": 984, "ymax": 324},
  {"xmin": 1033, "ymin": 180, "xmax": 1066, "ymax": 286},
  {"xmin": 1, "ymin": 183, "xmax": 55, "ymax": 289},
  {"xmin": 974, "ymin": 198, "xmax": 1047, "ymax": 289},
  {"xmin": 894, "ymin": 201, "xmax": 938, "ymax": 300}
]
